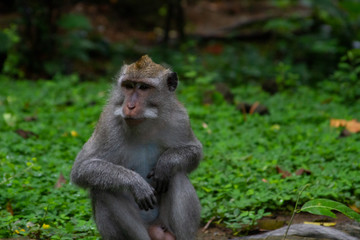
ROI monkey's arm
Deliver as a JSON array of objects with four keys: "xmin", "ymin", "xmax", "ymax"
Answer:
[
  {"xmin": 148, "ymin": 139, "xmax": 202, "ymax": 193},
  {"xmin": 71, "ymin": 154, "xmax": 157, "ymax": 210},
  {"xmin": 158, "ymin": 144, "xmax": 203, "ymax": 174},
  {"xmin": 71, "ymin": 158, "xmax": 139, "ymax": 189}
]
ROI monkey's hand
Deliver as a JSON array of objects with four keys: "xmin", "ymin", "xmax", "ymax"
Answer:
[
  {"xmin": 130, "ymin": 176, "xmax": 157, "ymax": 211},
  {"xmin": 147, "ymin": 166, "xmax": 171, "ymax": 194}
]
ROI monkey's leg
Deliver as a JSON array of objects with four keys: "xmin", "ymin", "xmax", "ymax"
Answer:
[
  {"xmin": 91, "ymin": 190, "xmax": 151, "ymax": 240},
  {"xmin": 158, "ymin": 173, "xmax": 201, "ymax": 240}
]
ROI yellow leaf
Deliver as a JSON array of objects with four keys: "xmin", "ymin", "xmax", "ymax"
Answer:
[
  {"xmin": 270, "ymin": 124, "xmax": 280, "ymax": 131},
  {"xmin": 42, "ymin": 224, "xmax": 50, "ymax": 229},
  {"xmin": 304, "ymin": 221, "xmax": 336, "ymax": 227},
  {"xmin": 71, "ymin": 130, "xmax": 79, "ymax": 137}
]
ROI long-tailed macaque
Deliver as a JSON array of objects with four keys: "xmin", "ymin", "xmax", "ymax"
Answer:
[{"xmin": 71, "ymin": 55, "xmax": 202, "ymax": 240}]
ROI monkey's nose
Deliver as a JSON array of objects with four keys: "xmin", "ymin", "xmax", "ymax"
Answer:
[{"xmin": 127, "ymin": 104, "xmax": 136, "ymax": 110}]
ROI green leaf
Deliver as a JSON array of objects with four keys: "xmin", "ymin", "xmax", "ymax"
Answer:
[
  {"xmin": 301, "ymin": 199, "xmax": 360, "ymax": 222},
  {"xmin": 58, "ymin": 13, "xmax": 92, "ymax": 30},
  {"xmin": 3, "ymin": 113, "xmax": 17, "ymax": 127},
  {"xmin": 184, "ymin": 70, "xmax": 197, "ymax": 78}
]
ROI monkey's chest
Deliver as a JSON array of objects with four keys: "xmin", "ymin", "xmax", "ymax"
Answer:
[
  {"xmin": 126, "ymin": 144, "xmax": 161, "ymax": 223},
  {"xmin": 126, "ymin": 144, "xmax": 160, "ymax": 181}
]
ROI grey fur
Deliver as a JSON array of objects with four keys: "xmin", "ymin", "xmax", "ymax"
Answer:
[
  {"xmin": 71, "ymin": 60, "xmax": 202, "ymax": 240},
  {"xmin": 235, "ymin": 224, "xmax": 359, "ymax": 240}
]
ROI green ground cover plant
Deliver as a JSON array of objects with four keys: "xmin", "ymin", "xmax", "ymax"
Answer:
[{"xmin": 0, "ymin": 68, "xmax": 359, "ymax": 238}]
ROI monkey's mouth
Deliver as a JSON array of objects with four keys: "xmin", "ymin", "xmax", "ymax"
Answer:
[{"xmin": 124, "ymin": 118, "xmax": 145, "ymax": 126}]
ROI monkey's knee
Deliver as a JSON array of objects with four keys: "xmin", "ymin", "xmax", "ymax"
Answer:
[
  {"xmin": 148, "ymin": 225, "xmax": 176, "ymax": 240},
  {"xmin": 159, "ymin": 174, "xmax": 200, "ymax": 240},
  {"xmin": 95, "ymin": 219, "xmax": 120, "ymax": 240}
]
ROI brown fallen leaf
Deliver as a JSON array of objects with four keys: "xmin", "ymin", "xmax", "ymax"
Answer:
[
  {"xmin": 346, "ymin": 119, "xmax": 360, "ymax": 133},
  {"xmin": 6, "ymin": 201, "xmax": 14, "ymax": 215},
  {"xmin": 236, "ymin": 102, "xmax": 270, "ymax": 116},
  {"xmin": 330, "ymin": 119, "xmax": 360, "ymax": 133},
  {"xmin": 330, "ymin": 119, "xmax": 348, "ymax": 127},
  {"xmin": 54, "ymin": 173, "xmax": 67, "ymax": 189},
  {"xmin": 203, "ymin": 43, "xmax": 224, "ymax": 55},
  {"xmin": 276, "ymin": 166, "xmax": 291, "ymax": 178},
  {"xmin": 349, "ymin": 204, "xmax": 360, "ymax": 213},
  {"xmin": 339, "ymin": 129, "xmax": 352, "ymax": 138},
  {"xmin": 24, "ymin": 116, "xmax": 38, "ymax": 122},
  {"xmin": 15, "ymin": 129, "xmax": 38, "ymax": 139},
  {"xmin": 295, "ymin": 168, "xmax": 312, "ymax": 176},
  {"xmin": 249, "ymin": 101, "xmax": 260, "ymax": 115}
]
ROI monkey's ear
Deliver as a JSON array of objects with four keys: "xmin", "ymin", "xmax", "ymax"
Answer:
[{"xmin": 167, "ymin": 72, "xmax": 178, "ymax": 92}]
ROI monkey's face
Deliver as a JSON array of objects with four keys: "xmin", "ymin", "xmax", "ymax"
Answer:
[
  {"xmin": 113, "ymin": 55, "xmax": 179, "ymax": 128},
  {"xmin": 117, "ymin": 79, "xmax": 159, "ymax": 127}
]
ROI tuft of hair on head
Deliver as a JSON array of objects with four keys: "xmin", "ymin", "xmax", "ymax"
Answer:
[
  {"xmin": 125, "ymin": 55, "xmax": 168, "ymax": 79},
  {"xmin": 134, "ymin": 55, "xmax": 153, "ymax": 69}
]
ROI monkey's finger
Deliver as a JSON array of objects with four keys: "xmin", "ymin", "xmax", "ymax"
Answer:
[
  {"xmin": 150, "ymin": 194, "xmax": 157, "ymax": 206},
  {"xmin": 138, "ymin": 202, "xmax": 144, "ymax": 210},
  {"xmin": 141, "ymin": 200, "xmax": 149, "ymax": 211},
  {"xmin": 144, "ymin": 196, "xmax": 152, "ymax": 209},
  {"xmin": 145, "ymin": 197, "xmax": 154, "ymax": 210},
  {"xmin": 135, "ymin": 199, "xmax": 143, "ymax": 210},
  {"xmin": 147, "ymin": 170, "xmax": 155, "ymax": 179},
  {"xmin": 138, "ymin": 199, "xmax": 148, "ymax": 211}
]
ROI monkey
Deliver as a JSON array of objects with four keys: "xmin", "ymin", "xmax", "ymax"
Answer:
[
  {"xmin": 233, "ymin": 223, "xmax": 359, "ymax": 240},
  {"xmin": 70, "ymin": 55, "xmax": 202, "ymax": 240}
]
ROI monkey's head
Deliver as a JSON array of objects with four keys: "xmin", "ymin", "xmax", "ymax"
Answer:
[{"xmin": 114, "ymin": 55, "xmax": 178, "ymax": 127}]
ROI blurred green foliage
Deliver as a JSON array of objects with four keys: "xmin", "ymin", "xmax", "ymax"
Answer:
[
  {"xmin": 0, "ymin": 0, "xmax": 360, "ymax": 85},
  {"xmin": 0, "ymin": 66, "xmax": 359, "ymax": 237},
  {"xmin": 325, "ymin": 49, "xmax": 360, "ymax": 103}
]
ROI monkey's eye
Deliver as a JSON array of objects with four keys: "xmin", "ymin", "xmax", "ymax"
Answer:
[
  {"xmin": 138, "ymin": 83, "xmax": 151, "ymax": 91},
  {"xmin": 122, "ymin": 81, "xmax": 135, "ymax": 90}
]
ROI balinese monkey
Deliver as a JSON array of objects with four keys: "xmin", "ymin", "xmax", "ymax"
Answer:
[{"xmin": 71, "ymin": 55, "xmax": 202, "ymax": 240}]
